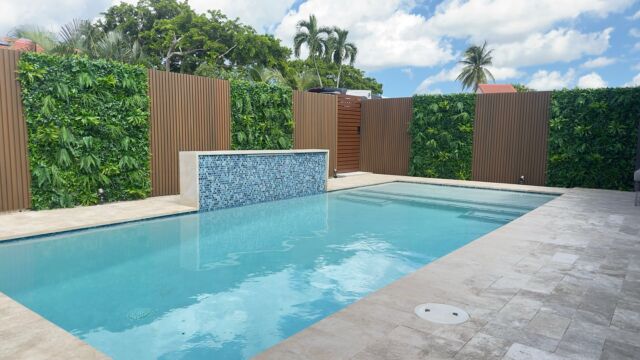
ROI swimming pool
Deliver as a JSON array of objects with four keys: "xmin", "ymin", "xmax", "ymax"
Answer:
[{"xmin": 0, "ymin": 182, "xmax": 555, "ymax": 359}]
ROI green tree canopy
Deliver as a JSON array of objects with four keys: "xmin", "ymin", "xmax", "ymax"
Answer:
[
  {"xmin": 98, "ymin": 0, "xmax": 291, "ymax": 73},
  {"xmin": 286, "ymin": 60, "xmax": 382, "ymax": 94}
]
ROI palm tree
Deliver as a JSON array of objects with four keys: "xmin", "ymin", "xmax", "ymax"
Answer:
[
  {"xmin": 57, "ymin": 19, "xmax": 103, "ymax": 56},
  {"xmin": 456, "ymin": 41, "xmax": 495, "ymax": 92},
  {"xmin": 248, "ymin": 66, "xmax": 287, "ymax": 86},
  {"xmin": 94, "ymin": 31, "xmax": 145, "ymax": 64},
  {"xmin": 11, "ymin": 19, "xmax": 145, "ymax": 64},
  {"xmin": 10, "ymin": 26, "xmax": 58, "ymax": 52},
  {"xmin": 290, "ymin": 69, "xmax": 317, "ymax": 90},
  {"xmin": 328, "ymin": 28, "xmax": 357, "ymax": 88},
  {"xmin": 293, "ymin": 15, "xmax": 332, "ymax": 87}
]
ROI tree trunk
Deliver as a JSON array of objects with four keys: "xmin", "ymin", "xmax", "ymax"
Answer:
[
  {"xmin": 336, "ymin": 63, "xmax": 343, "ymax": 88},
  {"xmin": 312, "ymin": 56, "xmax": 323, "ymax": 87}
]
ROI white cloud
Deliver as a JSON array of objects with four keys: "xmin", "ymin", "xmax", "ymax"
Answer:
[
  {"xmin": 426, "ymin": 0, "xmax": 633, "ymax": 43},
  {"xmin": 630, "ymin": 28, "xmax": 640, "ymax": 38},
  {"xmin": 189, "ymin": 0, "xmax": 296, "ymax": 33},
  {"xmin": 274, "ymin": 0, "xmax": 454, "ymax": 70},
  {"xmin": 577, "ymin": 72, "xmax": 607, "ymax": 88},
  {"xmin": 400, "ymin": 68, "xmax": 414, "ymax": 79},
  {"xmin": 0, "ymin": 0, "xmax": 113, "ymax": 35},
  {"xmin": 415, "ymin": 63, "xmax": 522, "ymax": 94},
  {"xmin": 582, "ymin": 56, "xmax": 616, "ymax": 68},
  {"xmin": 492, "ymin": 28, "xmax": 612, "ymax": 68},
  {"xmin": 527, "ymin": 69, "xmax": 576, "ymax": 90},
  {"xmin": 624, "ymin": 73, "xmax": 640, "ymax": 86},
  {"xmin": 631, "ymin": 9, "xmax": 640, "ymax": 19},
  {"xmin": 415, "ymin": 64, "xmax": 462, "ymax": 93},
  {"xmin": 486, "ymin": 66, "xmax": 524, "ymax": 80}
]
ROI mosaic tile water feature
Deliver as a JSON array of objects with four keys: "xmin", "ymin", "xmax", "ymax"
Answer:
[{"xmin": 197, "ymin": 151, "xmax": 328, "ymax": 211}]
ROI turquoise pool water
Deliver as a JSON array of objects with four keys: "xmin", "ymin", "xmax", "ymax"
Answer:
[{"xmin": 0, "ymin": 182, "xmax": 555, "ymax": 359}]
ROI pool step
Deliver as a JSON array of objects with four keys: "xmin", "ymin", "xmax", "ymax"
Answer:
[
  {"xmin": 345, "ymin": 190, "xmax": 527, "ymax": 218},
  {"xmin": 363, "ymin": 189, "xmax": 534, "ymax": 212},
  {"xmin": 336, "ymin": 194, "xmax": 391, "ymax": 206},
  {"xmin": 459, "ymin": 210, "xmax": 517, "ymax": 224}
]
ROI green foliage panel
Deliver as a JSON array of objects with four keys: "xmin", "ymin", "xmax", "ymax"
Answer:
[
  {"xmin": 230, "ymin": 80, "xmax": 294, "ymax": 150},
  {"xmin": 547, "ymin": 88, "xmax": 640, "ymax": 190},
  {"xmin": 409, "ymin": 94, "xmax": 476, "ymax": 180},
  {"xmin": 18, "ymin": 52, "xmax": 150, "ymax": 209}
]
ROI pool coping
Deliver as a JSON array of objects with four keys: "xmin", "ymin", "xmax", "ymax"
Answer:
[{"xmin": 0, "ymin": 175, "xmax": 600, "ymax": 359}]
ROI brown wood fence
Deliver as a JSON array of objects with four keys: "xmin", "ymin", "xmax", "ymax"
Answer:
[
  {"xmin": 293, "ymin": 90, "xmax": 338, "ymax": 174},
  {"xmin": 360, "ymin": 97, "xmax": 412, "ymax": 175},
  {"xmin": 337, "ymin": 95, "xmax": 362, "ymax": 172},
  {"xmin": 0, "ymin": 49, "xmax": 30, "ymax": 212},
  {"xmin": 148, "ymin": 69, "xmax": 231, "ymax": 196},
  {"xmin": 472, "ymin": 92, "xmax": 552, "ymax": 186}
]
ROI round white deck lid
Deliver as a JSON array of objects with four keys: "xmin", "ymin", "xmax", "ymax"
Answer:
[{"xmin": 414, "ymin": 303, "xmax": 469, "ymax": 325}]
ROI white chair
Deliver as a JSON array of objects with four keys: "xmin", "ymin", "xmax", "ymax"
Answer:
[{"xmin": 636, "ymin": 169, "xmax": 640, "ymax": 206}]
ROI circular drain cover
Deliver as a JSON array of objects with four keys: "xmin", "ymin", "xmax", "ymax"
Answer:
[{"xmin": 414, "ymin": 303, "xmax": 469, "ymax": 325}]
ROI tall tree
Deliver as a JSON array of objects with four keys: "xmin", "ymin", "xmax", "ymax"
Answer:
[
  {"xmin": 98, "ymin": 0, "xmax": 291, "ymax": 74},
  {"xmin": 456, "ymin": 41, "xmax": 494, "ymax": 92},
  {"xmin": 327, "ymin": 27, "xmax": 357, "ymax": 88},
  {"xmin": 293, "ymin": 15, "xmax": 332, "ymax": 87}
]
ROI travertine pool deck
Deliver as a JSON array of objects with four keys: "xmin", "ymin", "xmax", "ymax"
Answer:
[
  {"xmin": 1, "ymin": 174, "xmax": 638, "ymax": 359},
  {"xmin": 0, "ymin": 195, "xmax": 196, "ymax": 242}
]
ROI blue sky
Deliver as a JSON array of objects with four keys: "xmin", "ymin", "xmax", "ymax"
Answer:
[{"xmin": 2, "ymin": 0, "xmax": 640, "ymax": 97}]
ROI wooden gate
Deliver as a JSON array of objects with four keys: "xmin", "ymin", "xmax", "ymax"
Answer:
[
  {"xmin": 472, "ymin": 92, "xmax": 551, "ymax": 185},
  {"xmin": 337, "ymin": 95, "xmax": 362, "ymax": 172},
  {"xmin": 360, "ymin": 97, "xmax": 412, "ymax": 175}
]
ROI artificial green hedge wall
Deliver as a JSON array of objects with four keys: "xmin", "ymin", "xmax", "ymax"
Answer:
[
  {"xmin": 547, "ymin": 88, "xmax": 640, "ymax": 191},
  {"xmin": 230, "ymin": 80, "xmax": 294, "ymax": 150},
  {"xmin": 18, "ymin": 53, "xmax": 150, "ymax": 209},
  {"xmin": 409, "ymin": 94, "xmax": 476, "ymax": 180}
]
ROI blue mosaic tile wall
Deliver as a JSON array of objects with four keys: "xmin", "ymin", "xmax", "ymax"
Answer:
[{"xmin": 198, "ymin": 152, "xmax": 327, "ymax": 211}]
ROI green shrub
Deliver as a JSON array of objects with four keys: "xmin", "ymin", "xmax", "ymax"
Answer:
[
  {"xmin": 547, "ymin": 88, "xmax": 640, "ymax": 190},
  {"xmin": 230, "ymin": 80, "xmax": 293, "ymax": 149},
  {"xmin": 18, "ymin": 52, "xmax": 150, "ymax": 209},
  {"xmin": 409, "ymin": 94, "xmax": 476, "ymax": 179}
]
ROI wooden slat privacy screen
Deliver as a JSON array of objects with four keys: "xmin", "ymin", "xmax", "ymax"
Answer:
[
  {"xmin": 472, "ymin": 92, "xmax": 552, "ymax": 186},
  {"xmin": 336, "ymin": 95, "xmax": 362, "ymax": 172},
  {"xmin": 148, "ymin": 69, "xmax": 231, "ymax": 196},
  {"xmin": 293, "ymin": 90, "xmax": 338, "ymax": 175},
  {"xmin": 0, "ymin": 49, "xmax": 30, "ymax": 212},
  {"xmin": 360, "ymin": 97, "xmax": 412, "ymax": 175}
]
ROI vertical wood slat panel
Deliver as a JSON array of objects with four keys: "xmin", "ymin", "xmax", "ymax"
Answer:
[
  {"xmin": 0, "ymin": 49, "xmax": 30, "ymax": 212},
  {"xmin": 293, "ymin": 90, "xmax": 337, "ymax": 175},
  {"xmin": 472, "ymin": 92, "xmax": 551, "ymax": 186},
  {"xmin": 360, "ymin": 97, "xmax": 412, "ymax": 175},
  {"xmin": 148, "ymin": 69, "xmax": 231, "ymax": 196},
  {"xmin": 336, "ymin": 95, "xmax": 362, "ymax": 172}
]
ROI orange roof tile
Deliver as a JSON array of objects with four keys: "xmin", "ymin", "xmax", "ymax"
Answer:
[{"xmin": 477, "ymin": 84, "xmax": 517, "ymax": 94}]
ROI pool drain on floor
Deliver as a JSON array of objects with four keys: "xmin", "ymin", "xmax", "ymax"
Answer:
[{"xmin": 414, "ymin": 303, "xmax": 469, "ymax": 325}]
